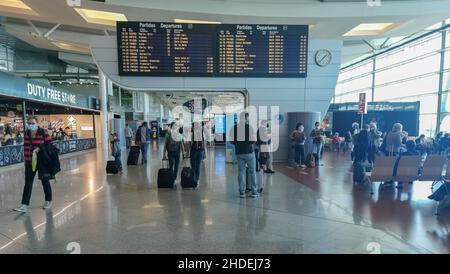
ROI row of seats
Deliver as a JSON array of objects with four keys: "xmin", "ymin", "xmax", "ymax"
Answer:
[{"xmin": 365, "ymin": 155, "xmax": 449, "ymax": 214}]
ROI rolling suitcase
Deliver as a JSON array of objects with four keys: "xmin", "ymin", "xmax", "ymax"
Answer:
[
  {"xmin": 127, "ymin": 145, "xmax": 140, "ymax": 165},
  {"xmin": 246, "ymin": 166, "xmax": 264, "ymax": 193},
  {"xmin": 181, "ymin": 166, "xmax": 197, "ymax": 189},
  {"xmin": 157, "ymin": 160, "xmax": 175, "ymax": 188},
  {"xmin": 106, "ymin": 160, "xmax": 119, "ymax": 174}
]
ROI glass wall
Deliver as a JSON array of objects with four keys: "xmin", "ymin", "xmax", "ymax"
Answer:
[
  {"xmin": 335, "ymin": 28, "xmax": 447, "ymax": 137},
  {"xmin": 0, "ymin": 45, "xmax": 14, "ymax": 72}
]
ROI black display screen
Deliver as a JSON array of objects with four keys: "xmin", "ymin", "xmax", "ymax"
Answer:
[{"xmin": 117, "ymin": 22, "xmax": 309, "ymax": 78}]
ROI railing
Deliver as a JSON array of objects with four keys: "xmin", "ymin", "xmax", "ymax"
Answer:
[{"xmin": 0, "ymin": 138, "xmax": 96, "ymax": 168}]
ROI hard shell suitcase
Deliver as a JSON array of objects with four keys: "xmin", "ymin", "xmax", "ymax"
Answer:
[
  {"xmin": 246, "ymin": 166, "xmax": 264, "ymax": 193},
  {"xmin": 157, "ymin": 160, "xmax": 175, "ymax": 188},
  {"xmin": 106, "ymin": 160, "xmax": 119, "ymax": 174},
  {"xmin": 127, "ymin": 145, "xmax": 140, "ymax": 165}
]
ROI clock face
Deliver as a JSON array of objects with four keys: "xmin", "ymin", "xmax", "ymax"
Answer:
[{"xmin": 315, "ymin": 49, "xmax": 332, "ymax": 67}]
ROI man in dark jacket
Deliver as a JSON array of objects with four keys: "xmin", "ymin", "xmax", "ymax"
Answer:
[{"xmin": 230, "ymin": 112, "xmax": 258, "ymax": 198}]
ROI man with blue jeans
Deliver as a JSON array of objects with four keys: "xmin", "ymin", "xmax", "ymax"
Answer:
[
  {"xmin": 230, "ymin": 112, "xmax": 258, "ymax": 198},
  {"xmin": 137, "ymin": 121, "xmax": 150, "ymax": 164}
]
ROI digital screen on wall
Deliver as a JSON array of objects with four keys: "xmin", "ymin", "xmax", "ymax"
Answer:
[
  {"xmin": 214, "ymin": 115, "xmax": 225, "ymax": 134},
  {"xmin": 117, "ymin": 22, "xmax": 308, "ymax": 77}
]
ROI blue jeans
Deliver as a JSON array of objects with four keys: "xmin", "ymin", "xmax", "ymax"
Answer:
[
  {"xmin": 140, "ymin": 143, "xmax": 149, "ymax": 163},
  {"xmin": 313, "ymin": 143, "xmax": 322, "ymax": 164},
  {"xmin": 114, "ymin": 150, "xmax": 122, "ymax": 171},
  {"xmin": 237, "ymin": 153, "xmax": 257, "ymax": 195},
  {"xmin": 190, "ymin": 149, "xmax": 204, "ymax": 182}
]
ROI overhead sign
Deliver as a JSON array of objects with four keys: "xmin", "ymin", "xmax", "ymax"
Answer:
[
  {"xmin": 0, "ymin": 71, "xmax": 99, "ymax": 111},
  {"xmin": 27, "ymin": 83, "xmax": 76, "ymax": 105},
  {"xmin": 358, "ymin": 93, "xmax": 367, "ymax": 115},
  {"xmin": 117, "ymin": 22, "xmax": 309, "ymax": 78}
]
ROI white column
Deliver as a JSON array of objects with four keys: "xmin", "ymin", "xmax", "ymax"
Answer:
[{"xmin": 99, "ymin": 70, "xmax": 109, "ymax": 161}]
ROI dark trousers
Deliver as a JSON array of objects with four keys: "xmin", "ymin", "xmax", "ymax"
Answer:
[
  {"xmin": 168, "ymin": 150, "xmax": 181, "ymax": 180},
  {"xmin": 21, "ymin": 161, "xmax": 52, "ymax": 205},
  {"xmin": 294, "ymin": 144, "xmax": 305, "ymax": 165},
  {"xmin": 190, "ymin": 149, "xmax": 205, "ymax": 183}
]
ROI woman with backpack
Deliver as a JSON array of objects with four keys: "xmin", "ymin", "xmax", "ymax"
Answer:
[
  {"xmin": 14, "ymin": 117, "xmax": 55, "ymax": 213},
  {"xmin": 163, "ymin": 122, "xmax": 184, "ymax": 181}
]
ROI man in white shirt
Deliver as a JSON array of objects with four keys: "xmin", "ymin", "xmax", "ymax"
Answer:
[{"xmin": 124, "ymin": 124, "xmax": 133, "ymax": 149}]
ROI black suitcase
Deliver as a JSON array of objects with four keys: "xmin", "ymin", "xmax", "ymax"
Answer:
[
  {"xmin": 158, "ymin": 160, "xmax": 175, "ymax": 188},
  {"xmin": 106, "ymin": 160, "xmax": 119, "ymax": 174},
  {"xmin": 127, "ymin": 145, "xmax": 140, "ymax": 165},
  {"xmin": 181, "ymin": 167, "xmax": 197, "ymax": 188}
]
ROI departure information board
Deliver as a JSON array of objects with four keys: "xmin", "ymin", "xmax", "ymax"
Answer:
[
  {"xmin": 216, "ymin": 24, "xmax": 308, "ymax": 77},
  {"xmin": 118, "ymin": 22, "xmax": 215, "ymax": 76},
  {"xmin": 117, "ymin": 22, "xmax": 308, "ymax": 77}
]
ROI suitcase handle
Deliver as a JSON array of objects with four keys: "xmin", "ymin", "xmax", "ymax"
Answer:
[{"xmin": 162, "ymin": 159, "xmax": 169, "ymax": 168}]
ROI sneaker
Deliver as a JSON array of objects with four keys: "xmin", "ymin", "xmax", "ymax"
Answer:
[
  {"xmin": 265, "ymin": 169, "xmax": 275, "ymax": 174},
  {"xmin": 43, "ymin": 201, "xmax": 52, "ymax": 209},
  {"xmin": 251, "ymin": 194, "xmax": 259, "ymax": 199},
  {"xmin": 13, "ymin": 204, "xmax": 28, "ymax": 213},
  {"xmin": 300, "ymin": 165, "xmax": 306, "ymax": 168},
  {"xmin": 239, "ymin": 193, "xmax": 246, "ymax": 198}
]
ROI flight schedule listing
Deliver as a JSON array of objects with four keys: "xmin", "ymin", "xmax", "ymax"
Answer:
[
  {"xmin": 117, "ymin": 22, "xmax": 308, "ymax": 77},
  {"xmin": 217, "ymin": 24, "xmax": 308, "ymax": 77},
  {"xmin": 118, "ymin": 22, "xmax": 215, "ymax": 76}
]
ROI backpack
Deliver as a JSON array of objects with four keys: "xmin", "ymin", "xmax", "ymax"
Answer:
[
  {"xmin": 305, "ymin": 153, "xmax": 316, "ymax": 168},
  {"xmin": 166, "ymin": 133, "xmax": 181, "ymax": 152}
]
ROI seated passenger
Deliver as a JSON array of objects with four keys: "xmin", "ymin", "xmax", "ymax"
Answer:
[
  {"xmin": 394, "ymin": 140, "xmax": 420, "ymax": 189},
  {"xmin": 401, "ymin": 140, "xmax": 420, "ymax": 156}
]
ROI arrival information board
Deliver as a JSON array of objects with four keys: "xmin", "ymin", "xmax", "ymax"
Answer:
[{"xmin": 117, "ymin": 22, "xmax": 308, "ymax": 77}]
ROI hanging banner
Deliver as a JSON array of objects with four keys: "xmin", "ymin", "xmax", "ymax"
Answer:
[{"xmin": 358, "ymin": 93, "xmax": 368, "ymax": 115}]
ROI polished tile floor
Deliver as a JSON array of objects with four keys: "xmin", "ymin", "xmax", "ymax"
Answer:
[{"xmin": 0, "ymin": 143, "xmax": 443, "ymax": 254}]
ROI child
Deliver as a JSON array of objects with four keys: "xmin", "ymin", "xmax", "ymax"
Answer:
[
  {"xmin": 111, "ymin": 133, "xmax": 123, "ymax": 174},
  {"xmin": 332, "ymin": 132, "xmax": 340, "ymax": 152}
]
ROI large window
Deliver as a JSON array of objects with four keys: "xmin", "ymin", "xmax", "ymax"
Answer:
[{"xmin": 335, "ymin": 29, "xmax": 446, "ymax": 137}]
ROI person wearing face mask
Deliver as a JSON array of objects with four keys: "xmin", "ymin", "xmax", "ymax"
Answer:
[
  {"xmin": 310, "ymin": 122, "xmax": 324, "ymax": 166},
  {"xmin": 14, "ymin": 117, "xmax": 54, "ymax": 213},
  {"xmin": 290, "ymin": 123, "xmax": 306, "ymax": 167}
]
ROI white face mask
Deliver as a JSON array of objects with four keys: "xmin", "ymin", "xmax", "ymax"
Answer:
[
  {"xmin": 27, "ymin": 123, "xmax": 38, "ymax": 131},
  {"xmin": 299, "ymin": 126, "xmax": 304, "ymax": 132}
]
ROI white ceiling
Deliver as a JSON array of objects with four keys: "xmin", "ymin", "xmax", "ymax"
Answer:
[{"xmin": 0, "ymin": 0, "xmax": 449, "ymax": 66}]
